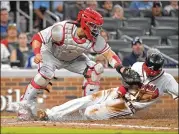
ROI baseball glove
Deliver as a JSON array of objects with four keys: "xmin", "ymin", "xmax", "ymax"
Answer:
[
  {"xmin": 121, "ymin": 67, "xmax": 142, "ymax": 87},
  {"xmin": 136, "ymin": 84, "xmax": 159, "ymax": 102}
]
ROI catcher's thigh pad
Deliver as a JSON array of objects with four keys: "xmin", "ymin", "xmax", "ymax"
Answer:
[{"xmin": 83, "ymin": 63, "xmax": 104, "ymax": 96}]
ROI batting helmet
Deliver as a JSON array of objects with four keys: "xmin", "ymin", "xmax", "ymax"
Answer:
[
  {"xmin": 77, "ymin": 7, "xmax": 104, "ymax": 42},
  {"xmin": 143, "ymin": 48, "xmax": 164, "ymax": 77}
]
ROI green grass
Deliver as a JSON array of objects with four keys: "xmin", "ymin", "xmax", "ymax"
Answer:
[
  {"xmin": 1, "ymin": 127, "xmax": 178, "ymax": 134},
  {"xmin": 1, "ymin": 116, "xmax": 16, "ymax": 118}
]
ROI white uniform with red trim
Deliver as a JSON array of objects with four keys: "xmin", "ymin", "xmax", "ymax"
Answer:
[
  {"xmin": 40, "ymin": 21, "xmax": 109, "ymax": 61},
  {"xmin": 43, "ymin": 62, "xmax": 178, "ymax": 120},
  {"xmin": 15, "ymin": 21, "xmax": 112, "ymax": 119},
  {"xmin": 130, "ymin": 62, "xmax": 178, "ymax": 109},
  {"xmin": 37, "ymin": 20, "xmax": 110, "ymax": 96}
]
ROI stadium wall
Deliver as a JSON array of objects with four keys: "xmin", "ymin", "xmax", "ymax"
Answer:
[{"xmin": 1, "ymin": 69, "xmax": 178, "ymax": 116}]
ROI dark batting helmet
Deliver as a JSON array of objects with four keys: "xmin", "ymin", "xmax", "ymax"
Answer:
[{"xmin": 143, "ymin": 48, "xmax": 164, "ymax": 77}]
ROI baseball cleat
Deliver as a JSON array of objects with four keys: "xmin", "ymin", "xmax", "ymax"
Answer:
[
  {"xmin": 17, "ymin": 106, "xmax": 33, "ymax": 121},
  {"xmin": 9, "ymin": 101, "xmax": 33, "ymax": 121},
  {"xmin": 9, "ymin": 100, "xmax": 39, "ymax": 121}
]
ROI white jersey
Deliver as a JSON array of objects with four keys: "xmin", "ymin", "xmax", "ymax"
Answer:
[
  {"xmin": 42, "ymin": 62, "xmax": 178, "ymax": 121},
  {"xmin": 38, "ymin": 21, "xmax": 110, "ymax": 61},
  {"xmin": 130, "ymin": 62, "xmax": 178, "ymax": 109}
]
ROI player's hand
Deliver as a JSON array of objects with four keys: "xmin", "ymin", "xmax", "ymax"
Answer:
[{"xmin": 34, "ymin": 54, "xmax": 43, "ymax": 64}]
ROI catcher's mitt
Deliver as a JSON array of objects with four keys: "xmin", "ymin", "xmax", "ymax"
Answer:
[
  {"xmin": 121, "ymin": 67, "xmax": 142, "ymax": 87},
  {"xmin": 136, "ymin": 84, "xmax": 159, "ymax": 102}
]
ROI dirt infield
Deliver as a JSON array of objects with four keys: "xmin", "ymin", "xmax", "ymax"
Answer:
[
  {"xmin": 1, "ymin": 110, "xmax": 178, "ymax": 132},
  {"xmin": 1, "ymin": 118, "xmax": 178, "ymax": 132}
]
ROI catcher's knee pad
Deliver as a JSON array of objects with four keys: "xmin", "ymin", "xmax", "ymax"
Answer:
[
  {"xmin": 32, "ymin": 66, "xmax": 55, "ymax": 88},
  {"xmin": 21, "ymin": 66, "xmax": 54, "ymax": 101},
  {"xmin": 82, "ymin": 63, "xmax": 104, "ymax": 96}
]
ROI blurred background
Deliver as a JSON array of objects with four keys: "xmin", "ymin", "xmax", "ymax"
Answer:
[{"xmin": 1, "ymin": 1, "xmax": 178, "ymax": 69}]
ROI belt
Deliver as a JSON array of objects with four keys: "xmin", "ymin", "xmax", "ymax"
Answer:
[{"xmin": 122, "ymin": 96, "xmax": 136, "ymax": 115}]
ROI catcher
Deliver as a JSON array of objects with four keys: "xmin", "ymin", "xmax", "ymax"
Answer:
[
  {"xmin": 36, "ymin": 48, "xmax": 178, "ymax": 121},
  {"xmin": 10, "ymin": 7, "xmax": 140, "ymax": 120}
]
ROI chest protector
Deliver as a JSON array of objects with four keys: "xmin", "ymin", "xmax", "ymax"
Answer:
[{"xmin": 52, "ymin": 22, "xmax": 93, "ymax": 61}]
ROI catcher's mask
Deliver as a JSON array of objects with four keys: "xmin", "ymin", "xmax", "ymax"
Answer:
[
  {"xmin": 77, "ymin": 7, "xmax": 104, "ymax": 42},
  {"xmin": 143, "ymin": 48, "xmax": 164, "ymax": 77}
]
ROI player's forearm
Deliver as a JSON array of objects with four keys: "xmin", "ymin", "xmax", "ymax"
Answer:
[
  {"xmin": 31, "ymin": 33, "xmax": 43, "ymax": 55},
  {"xmin": 32, "ymin": 40, "xmax": 42, "ymax": 55},
  {"xmin": 102, "ymin": 49, "xmax": 124, "ymax": 73}
]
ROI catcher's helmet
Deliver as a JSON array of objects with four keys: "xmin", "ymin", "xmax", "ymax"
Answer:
[
  {"xmin": 77, "ymin": 7, "xmax": 104, "ymax": 42},
  {"xmin": 143, "ymin": 48, "xmax": 164, "ymax": 77}
]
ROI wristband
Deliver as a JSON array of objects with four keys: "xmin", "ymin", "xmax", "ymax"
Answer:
[
  {"xmin": 116, "ymin": 64, "xmax": 124, "ymax": 74},
  {"xmin": 118, "ymin": 86, "xmax": 127, "ymax": 96},
  {"xmin": 110, "ymin": 55, "xmax": 122, "ymax": 68},
  {"xmin": 34, "ymin": 47, "xmax": 40, "ymax": 55}
]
